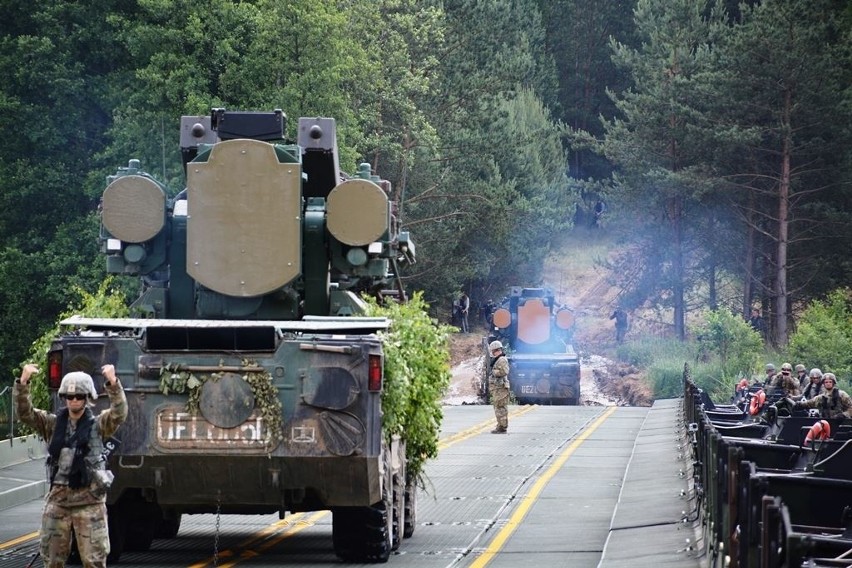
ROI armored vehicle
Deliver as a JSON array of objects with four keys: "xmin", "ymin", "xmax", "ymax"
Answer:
[
  {"xmin": 482, "ymin": 287, "xmax": 580, "ymax": 405},
  {"xmin": 46, "ymin": 109, "xmax": 416, "ymax": 562}
]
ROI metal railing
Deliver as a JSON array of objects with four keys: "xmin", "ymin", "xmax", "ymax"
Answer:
[
  {"xmin": 684, "ymin": 367, "xmax": 852, "ymax": 567},
  {"xmin": 0, "ymin": 384, "xmax": 13, "ymax": 441}
]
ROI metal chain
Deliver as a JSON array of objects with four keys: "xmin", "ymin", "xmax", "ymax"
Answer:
[{"xmin": 213, "ymin": 491, "xmax": 221, "ymax": 567}]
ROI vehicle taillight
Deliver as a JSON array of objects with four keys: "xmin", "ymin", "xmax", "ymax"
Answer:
[
  {"xmin": 368, "ymin": 355, "xmax": 382, "ymax": 392},
  {"xmin": 48, "ymin": 352, "xmax": 63, "ymax": 388}
]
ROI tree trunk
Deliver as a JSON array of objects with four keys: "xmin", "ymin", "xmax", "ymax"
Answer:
[
  {"xmin": 669, "ymin": 195, "xmax": 685, "ymax": 340},
  {"xmin": 774, "ymin": 89, "xmax": 792, "ymax": 345},
  {"xmin": 742, "ymin": 192, "xmax": 756, "ymax": 318}
]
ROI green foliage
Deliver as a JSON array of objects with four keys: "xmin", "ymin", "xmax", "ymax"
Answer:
[
  {"xmin": 16, "ymin": 278, "xmax": 129, "ymax": 427},
  {"xmin": 789, "ymin": 289, "xmax": 852, "ymax": 383},
  {"xmin": 616, "ymin": 337, "xmax": 697, "ymax": 398},
  {"xmin": 363, "ymin": 292, "xmax": 453, "ymax": 478},
  {"xmin": 158, "ymin": 361, "xmax": 284, "ymax": 447},
  {"xmin": 690, "ymin": 309, "xmax": 762, "ymax": 381}
]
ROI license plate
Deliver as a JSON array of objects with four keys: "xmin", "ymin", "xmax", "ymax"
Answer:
[{"xmin": 156, "ymin": 407, "xmax": 268, "ymax": 450}]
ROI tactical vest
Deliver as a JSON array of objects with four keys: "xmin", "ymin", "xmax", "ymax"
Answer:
[
  {"xmin": 49, "ymin": 418, "xmax": 107, "ymax": 486},
  {"xmin": 820, "ymin": 389, "xmax": 840, "ymax": 417}
]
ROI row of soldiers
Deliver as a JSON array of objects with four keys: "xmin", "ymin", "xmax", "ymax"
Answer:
[{"xmin": 759, "ymin": 362, "xmax": 852, "ymax": 419}]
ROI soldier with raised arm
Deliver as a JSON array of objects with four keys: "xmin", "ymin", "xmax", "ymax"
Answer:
[{"xmin": 14, "ymin": 363, "xmax": 127, "ymax": 568}]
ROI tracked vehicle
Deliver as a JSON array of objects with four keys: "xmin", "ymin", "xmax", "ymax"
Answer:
[
  {"xmin": 482, "ymin": 287, "xmax": 580, "ymax": 405},
  {"xmin": 46, "ymin": 109, "xmax": 416, "ymax": 562}
]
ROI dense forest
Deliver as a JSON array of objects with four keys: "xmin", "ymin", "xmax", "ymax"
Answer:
[{"xmin": 1, "ymin": 0, "xmax": 851, "ymax": 377}]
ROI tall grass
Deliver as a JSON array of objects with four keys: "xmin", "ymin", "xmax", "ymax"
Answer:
[{"xmin": 615, "ymin": 337, "xmax": 748, "ymax": 401}]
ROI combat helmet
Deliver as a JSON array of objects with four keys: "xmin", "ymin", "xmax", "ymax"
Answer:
[
  {"xmin": 58, "ymin": 371, "xmax": 97, "ymax": 404},
  {"xmin": 489, "ymin": 340, "xmax": 504, "ymax": 352}
]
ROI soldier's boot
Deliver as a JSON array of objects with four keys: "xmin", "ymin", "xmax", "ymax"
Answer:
[{"xmin": 491, "ymin": 426, "xmax": 507, "ymax": 434}]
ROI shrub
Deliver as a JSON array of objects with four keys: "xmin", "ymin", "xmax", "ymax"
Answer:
[
  {"xmin": 690, "ymin": 309, "xmax": 763, "ymax": 382},
  {"xmin": 788, "ymin": 289, "xmax": 852, "ymax": 384},
  {"xmin": 15, "ymin": 279, "xmax": 128, "ymax": 433},
  {"xmin": 363, "ymin": 292, "xmax": 453, "ymax": 479}
]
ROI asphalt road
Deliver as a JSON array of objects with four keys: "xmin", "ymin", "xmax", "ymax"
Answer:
[{"xmin": 0, "ymin": 403, "xmax": 700, "ymax": 568}]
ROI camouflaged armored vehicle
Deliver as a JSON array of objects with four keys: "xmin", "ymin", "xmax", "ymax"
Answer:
[
  {"xmin": 46, "ymin": 109, "xmax": 416, "ymax": 562},
  {"xmin": 482, "ymin": 287, "xmax": 580, "ymax": 405}
]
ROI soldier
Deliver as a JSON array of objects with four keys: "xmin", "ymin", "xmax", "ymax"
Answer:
[
  {"xmin": 748, "ymin": 308, "xmax": 766, "ymax": 339},
  {"xmin": 772, "ymin": 363, "xmax": 800, "ymax": 398},
  {"xmin": 459, "ymin": 292, "xmax": 470, "ymax": 333},
  {"xmin": 14, "ymin": 363, "xmax": 127, "ymax": 568},
  {"xmin": 488, "ymin": 340, "xmax": 510, "ymax": 434},
  {"xmin": 609, "ymin": 306, "xmax": 628, "ymax": 343},
  {"xmin": 794, "ymin": 364, "xmax": 808, "ymax": 389},
  {"xmin": 802, "ymin": 368, "xmax": 824, "ymax": 400},
  {"xmin": 762, "ymin": 363, "xmax": 777, "ymax": 387},
  {"xmin": 794, "ymin": 373, "xmax": 852, "ymax": 419}
]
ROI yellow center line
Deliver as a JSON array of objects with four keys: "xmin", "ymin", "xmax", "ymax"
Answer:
[
  {"xmin": 468, "ymin": 406, "xmax": 618, "ymax": 568},
  {"xmin": 439, "ymin": 405, "xmax": 537, "ymax": 449},
  {"xmin": 0, "ymin": 406, "xmax": 544, "ymax": 563},
  {"xmin": 190, "ymin": 404, "xmax": 541, "ymax": 567},
  {"xmin": 0, "ymin": 530, "xmax": 39, "ymax": 550}
]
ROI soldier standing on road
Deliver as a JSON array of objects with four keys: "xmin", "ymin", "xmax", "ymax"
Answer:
[
  {"xmin": 488, "ymin": 340, "xmax": 510, "ymax": 434},
  {"xmin": 794, "ymin": 373, "xmax": 852, "ymax": 419},
  {"xmin": 14, "ymin": 363, "xmax": 127, "ymax": 568}
]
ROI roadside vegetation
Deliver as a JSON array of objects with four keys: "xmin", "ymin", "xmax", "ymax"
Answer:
[{"xmin": 2, "ymin": 1, "xmax": 851, "ymax": 411}]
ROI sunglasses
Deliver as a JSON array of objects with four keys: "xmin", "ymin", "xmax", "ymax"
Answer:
[{"xmin": 63, "ymin": 394, "xmax": 88, "ymax": 401}]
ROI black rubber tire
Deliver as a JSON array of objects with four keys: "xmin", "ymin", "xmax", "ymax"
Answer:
[
  {"xmin": 106, "ymin": 505, "xmax": 127, "ymax": 562},
  {"xmin": 123, "ymin": 517, "xmax": 155, "ymax": 551},
  {"xmin": 391, "ymin": 471, "xmax": 404, "ymax": 550},
  {"xmin": 155, "ymin": 512, "xmax": 182, "ymax": 539},
  {"xmin": 403, "ymin": 472, "xmax": 417, "ymax": 538},
  {"xmin": 332, "ymin": 446, "xmax": 393, "ymax": 562},
  {"xmin": 332, "ymin": 503, "xmax": 390, "ymax": 563}
]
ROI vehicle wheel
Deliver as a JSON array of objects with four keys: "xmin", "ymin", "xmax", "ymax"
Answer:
[
  {"xmin": 106, "ymin": 505, "xmax": 128, "ymax": 563},
  {"xmin": 403, "ymin": 471, "xmax": 417, "ymax": 538},
  {"xmin": 332, "ymin": 503, "xmax": 390, "ymax": 563},
  {"xmin": 332, "ymin": 445, "xmax": 392, "ymax": 562},
  {"xmin": 118, "ymin": 496, "xmax": 156, "ymax": 552},
  {"xmin": 156, "ymin": 511, "xmax": 182, "ymax": 539},
  {"xmin": 124, "ymin": 517, "xmax": 155, "ymax": 551},
  {"xmin": 391, "ymin": 462, "xmax": 404, "ymax": 550}
]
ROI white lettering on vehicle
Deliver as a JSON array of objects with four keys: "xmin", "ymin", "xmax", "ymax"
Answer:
[{"xmin": 156, "ymin": 409, "xmax": 267, "ymax": 449}]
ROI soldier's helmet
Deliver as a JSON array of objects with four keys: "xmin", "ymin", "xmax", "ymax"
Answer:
[
  {"xmin": 58, "ymin": 371, "xmax": 97, "ymax": 405},
  {"xmin": 780, "ymin": 363, "xmax": 793, "ymax": 373},
  {"xmin": 765, "ymin": 363, "xmax": 776, "ymax": 373},
  {"xmin": 822, "ymin": 373, "xmax": 836, "ymax": 385},
  {"xmin": 809, "ymin": 368, "xmax": 823, "ymax": 379},
  {"xmin": 489, "ymin": 340, "xmax": 504, "ymax": 352},
  {"xmin": 795, "ymin": 364, "xmax": 806, "ymax": 373}
]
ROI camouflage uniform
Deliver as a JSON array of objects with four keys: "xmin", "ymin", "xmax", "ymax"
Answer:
[
  {"xmin": 798, "ymin": 387, "xmax": 852, "ymax": 419},
  {"xmin": 773, "ymin": 372, "xmax": 801, "ymax": 398},
  {"xmin": 14, "ymin": 378, "xmax": 127, "ymax": 568},
  {"xmin": 489, "ymin": 352, "xmax": 510, "ymax": 433}
]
